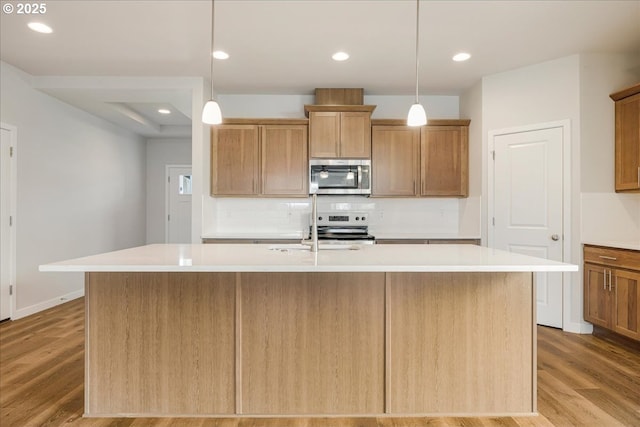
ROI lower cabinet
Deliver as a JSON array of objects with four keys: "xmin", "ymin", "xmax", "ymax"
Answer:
[{"xmin": 584, "ymin": 245, "xmax": 640, "ymax": 341}]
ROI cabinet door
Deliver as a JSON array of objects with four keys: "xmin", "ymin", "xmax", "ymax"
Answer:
[
  {"xmin": 583, "ymin": 263, "xmax": 612, "ymax": 328},
  {"xmin": 211, "ymin": 125, "xmax": 259, "ymax": 195},
  {"xmin": 420, "ymin": 126, "xmax": 468, "ymax": 197},
  {"xmin": 309, "ymin": 112, "xmax": 340, "ymax": 158},
  {"xmin": 371, "ymin": 126, "xmax": 419, "ymax": 196},
  {"xmin": 615, "ymin": 92, "xmax": 640, "ymax": 192},
  {"xmin": 612, "ymin": 269, "xmax": 640, "ymax": 340},
  {"xmin": 261, "ymin": 125, "xmax": 308, "ymax": 196},
  {"xmin": 340, "ymin": 112, "xmax": 372, "ymax": 158}
]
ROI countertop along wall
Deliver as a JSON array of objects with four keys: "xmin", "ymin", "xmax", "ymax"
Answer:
[
  {"xmin": 0, "ymin": 61, "xmax": 148, "ymax": 318},
  {"xmin": 203, "ymin": 94, "xmax": 481, "ymax": 240}
]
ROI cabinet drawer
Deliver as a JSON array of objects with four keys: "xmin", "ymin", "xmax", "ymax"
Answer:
[{"xmin": 584, "ymin": 245, "xmax": 640, "ymax": 271}]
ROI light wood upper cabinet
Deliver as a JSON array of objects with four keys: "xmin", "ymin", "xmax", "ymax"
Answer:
[
  {"xmin": 210, "ymin": 120, "xmax": 308, "ymax": 197},
  {"xmin": 611, "ymin": 84, "xmax": 640, "ymax": 193},
  {"xmin": 371, "ymin": 119, "xmax": 470, "ymax": 198},
  {"xmin": 211, "ymin": 125, "xmax": 259, "ymax": 196},
  {"xmin": 308, "ymin": 112, "xmax": 340, "ymax": 157},
  {"xmin": 340, "ymin": 112, "xmax": 372, "ymax": 158},
  {"xmin": 306, "ymin": 105, "xmax": 375, "ymax": 158},
  {"xmin": 421, "ymin": 125, "xmax": 469, "ymax": 197},
  {"xmin": 261, "ymin": 125, "xmax": 308, "ymax": 196},
  {"xmin": 371, "ymin": 126, "xmax": 420, "ymax": 196}
]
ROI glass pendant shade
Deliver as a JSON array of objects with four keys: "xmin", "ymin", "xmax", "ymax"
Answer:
[
  {"xmin": 407, "ymin": 103, "xmax": 427, "ymax": 127},
  {"xmin": 202, "ymin": 99, "xmax": 222, "ymax": 125}
]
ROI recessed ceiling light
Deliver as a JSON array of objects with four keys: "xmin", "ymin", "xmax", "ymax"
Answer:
[
  {"xmin": 213, "ymin": 50, "xmax": 229, "ymax": 60},
  {"xmin": 27, "ymin": 22, "xmax": 53, "ymax": 34},
  {"xmin": 158, "ymin": 109, "xmax": 171, "ymax": 114},
  {"xmin": 452, "ymin": 52, "xmax": 471, "ymax": 62},
  {"xmin": 332, "ymin": 52, "xmax": 349, "ymax": 61}
]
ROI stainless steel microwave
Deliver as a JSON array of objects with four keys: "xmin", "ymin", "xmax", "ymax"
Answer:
[{"xmin": 309, "ymin": 159, "xmax": 371, "ymax": 195}]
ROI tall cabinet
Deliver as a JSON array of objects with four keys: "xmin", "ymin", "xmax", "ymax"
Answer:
[{"xmin": 610, "ymin": 83, "xmax": 640, "ymax": 193}]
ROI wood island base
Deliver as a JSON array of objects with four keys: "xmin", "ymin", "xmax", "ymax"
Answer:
[{"xmin": 85, "ymin": 271, "xmax": 535, "ymax": 417}]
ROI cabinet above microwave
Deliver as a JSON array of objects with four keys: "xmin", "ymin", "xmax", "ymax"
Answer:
[{"xmin": 305, "ymin": 105, "xmax": 376, "ymax": 159}]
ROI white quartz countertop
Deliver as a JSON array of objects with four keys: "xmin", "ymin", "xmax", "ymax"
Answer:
[
  {"xmin": 201, "ymin": 232, "xmax": 304, "ymax": 240},
  {"xmin": 373, "ymin": 233, "xmax": 480, "ymax": 240},
  {"xmin": 40, "ymin": 244, "xmax": 578, "ymax": 273},
  {"xmin": 582, "ymin": 241, "xmax": 640, "ymax": 251}
]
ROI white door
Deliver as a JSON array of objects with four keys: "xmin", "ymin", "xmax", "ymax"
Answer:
[
  {"xmin": 1, "ymin": 126, "xmax": 15, "ymax": 321},
  {"xmin": 490, "ymin": 126, "xmax": 564, "ymax": 328},
  {"xmin": 166, "ymin": 166, "xmax": 192, "ymax": 244}
]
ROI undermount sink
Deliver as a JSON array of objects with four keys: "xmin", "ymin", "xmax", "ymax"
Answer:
[{"xmin": 268, "ymin": 244, "xmax": 362, "ymax": 252}]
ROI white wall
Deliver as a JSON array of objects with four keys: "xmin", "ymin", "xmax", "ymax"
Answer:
[
  {"xmin": 217, "ymin": 94, "xmax": 460, "ymax": 120},
  {"xmin": 459, "ymin": 81, "xmax": 483, "ymax": 238},
  {"xmin": 146, "ymin": 138, "xmax": 192, "ymax": 244},
  {"xmin": 474, "ymin": 53, "xmax": 640, "ymax": 333},
  {"xmin": 579, "ymin": 53, "xmax": 640, "ymax": 245},
  {"xmin": 479, "ymin": 55, "xmax": 584, "ymax": 332},
  {"xmin": 0, "ymin": 61, "xmax": 147, "ymax": 318},
  {"xmin": 202, "ymin": 94, "xmax": 474, "ymax": 240}
]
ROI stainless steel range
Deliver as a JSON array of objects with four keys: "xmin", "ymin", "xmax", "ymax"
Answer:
[{"xmin": 310, "ymin": 211, "xmax": 375, "ymax": 244}]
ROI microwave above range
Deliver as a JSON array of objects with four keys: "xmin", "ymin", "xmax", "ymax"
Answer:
[{"xmin": 309, "ymin": 159, "xmax": 371, "ymax": 195}]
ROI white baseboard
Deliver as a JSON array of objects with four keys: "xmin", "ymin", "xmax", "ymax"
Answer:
[
  {"xmin": 13, "ymin": 289, "xmax": 84, "ymax": 320},
  {"xmin": 563, "ymin": 320, "xmax": 594, "ymax": 334}
]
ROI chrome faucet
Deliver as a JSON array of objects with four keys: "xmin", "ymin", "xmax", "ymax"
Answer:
[{"xmin": 302, "ymin": 193, "xmax": 319, "ymax": 252}]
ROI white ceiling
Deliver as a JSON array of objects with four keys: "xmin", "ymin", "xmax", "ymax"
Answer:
[{"xmin": 1, "ymin": 0, "xmax": 639, "ymax": 137}]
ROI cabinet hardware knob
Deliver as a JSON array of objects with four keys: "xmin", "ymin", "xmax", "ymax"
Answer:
[{"xmin": 551, "ymin": 234, "xmax": 559, "ymax": 241}]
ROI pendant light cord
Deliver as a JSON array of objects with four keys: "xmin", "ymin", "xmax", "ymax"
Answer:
[
  {"xmin": 209, "ymin": 0, "xmax": 215, "ymax": 99},
  {"xmin": 414, "ymin": 0, "xmax": 420, "ymax": 104}
]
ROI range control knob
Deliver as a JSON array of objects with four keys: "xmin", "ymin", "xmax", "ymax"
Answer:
[
  {"xmin": 318, "ymin": 216, "xmax": 323, "ymax": 221},
  {"xmin": 355, "ymin": 217, "xmax": 360, "ymax": 221},
  {"xmin": 361, "ymin": 216, "xmax": 366, "ymax": 221}
]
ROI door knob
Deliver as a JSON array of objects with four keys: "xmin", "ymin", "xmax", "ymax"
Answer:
[{"xmin": 551, "ymin": 234, "xmax": 559, "ymax": 241}]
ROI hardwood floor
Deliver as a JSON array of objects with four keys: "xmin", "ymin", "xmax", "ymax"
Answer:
[{"xmin": 1, "ymin": 298, "xmax": 639, "ymax": 426}]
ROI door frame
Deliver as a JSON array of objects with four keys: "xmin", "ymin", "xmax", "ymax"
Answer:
[
  {"xmin": 487, "ymin": 119, "xmax": 572, "ymax": 329},
  {"xmin": 1, "ymin": 122, "xmax": 17, "ymax": 320},
  {"xmin": 165, "ymin": 164, "xmax": 192, "ymax": 243}
]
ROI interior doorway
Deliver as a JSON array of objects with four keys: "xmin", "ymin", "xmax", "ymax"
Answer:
[
  {"xmin": 488, "ymin": 121, "xmax": 570, "ymax": 328},
  {"xmin": 165, "ymin": 165, "xmax": 193, "ymax": 243},
  {"xmin": 1, "ymin": 123, "xmax": 17, "ymax": 321}
]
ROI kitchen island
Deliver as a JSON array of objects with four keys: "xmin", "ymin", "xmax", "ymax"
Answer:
[{"xmin": 40, "ymin": 243, "xmax": 577, "ymax": 418}]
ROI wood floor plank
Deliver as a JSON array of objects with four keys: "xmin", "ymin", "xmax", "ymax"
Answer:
[
  {"xmin": 537, "ymin": 371, "xmax": 624, "ymax": 426},
  {"xmin": 1, "ymin": 299, "xmax": 639, "ymax": 427}
]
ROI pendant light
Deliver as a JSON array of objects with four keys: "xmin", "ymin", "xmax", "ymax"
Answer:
[
  {"xmin": 202, "ymin": 0, "xmax": 222, "ymax": 125},
  {"xmin": 407, "ymin": 0, "xmax": 427, "ymax": 127}
]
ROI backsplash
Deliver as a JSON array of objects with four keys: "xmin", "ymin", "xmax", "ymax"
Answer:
[
  {"xmin": 202, "ymin": 196, "xmax": 481, "ymax": 239},
  {"xmin": 581, "ymin": 192, "xmax": 640, "ymax": 245}
]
